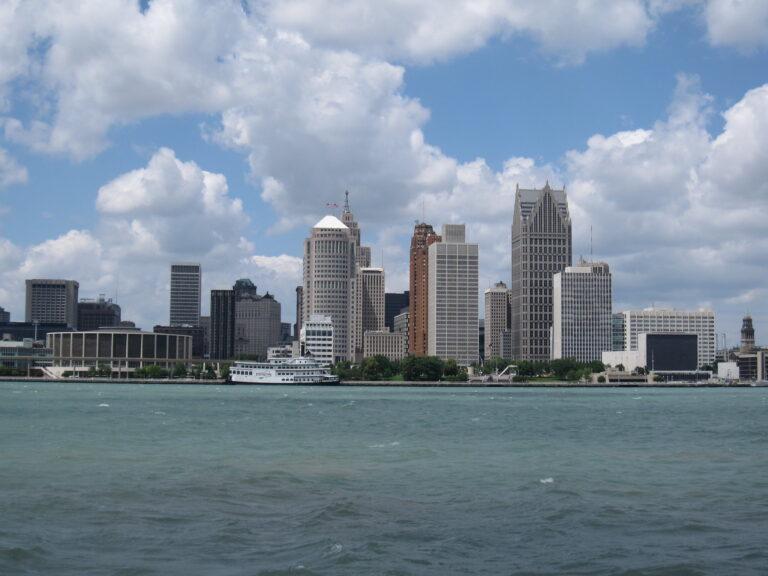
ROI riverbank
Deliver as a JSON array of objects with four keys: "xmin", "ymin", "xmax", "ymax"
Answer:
[{"xmin": 1, "ymin": 376, "xmax": 762, "ymax": 387}]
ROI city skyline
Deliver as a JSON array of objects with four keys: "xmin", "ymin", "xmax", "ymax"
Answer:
[{"xmin": 0, "ymin": 2, "xmax": 766, "ymax": 345}]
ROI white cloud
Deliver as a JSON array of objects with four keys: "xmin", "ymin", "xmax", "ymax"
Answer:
[
  {"xmin": 264, "ymin": 0, "xmax": 654, "ymax": 64},
  {"xmin": 0, "ymin": 147, "xmax": 27, "ymax": 188},
  {"xmin": 705, "ymin": 0, "xmax": 768, "ymax": 50},
  {"xmin": 0, "ymin": 149, "xmax": 303, "ymax": 328}
]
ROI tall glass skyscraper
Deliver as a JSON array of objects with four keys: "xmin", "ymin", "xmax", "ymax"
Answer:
[
  {"xmin": 169, "ymin": 263, "xmax": 201, "ymax": 327},
  {"xmin": 510, "ymin": 183, "xmax": 572, "ymax": 361}
]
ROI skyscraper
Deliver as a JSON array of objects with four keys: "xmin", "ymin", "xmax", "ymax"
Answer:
[
  {"xmin": 428, "ymin": 224, "xmax": 479, "ymax": 366},
  {"xmin": 170, "ymin": 263, "xmax": 201, "ymax": 327},
  {"xmin": 25, "ymin": 279, "xmax": 79, "ymax": 328},
  {"xmin": 0, "ymin": 306, "xmax": 10, "ymax": 323},
  {"xmin": 210, "ymin": 289, "xmax": 235, "ymax": 359},
  {"xmin": 340, "ymin": 191, "xmax": 372, "ymax": 268},
  {"xmin": 510, "ymin": 183, "xmax": 572, "ymax": 361},
  {"xmin": 384, "ymin": 291, "xmax": 409, "ymax": 332},
  {"xmin": 295, "ymin": 286, "xmax": 304, "ymax": 340},
  {"xmin": 740, "ymin": 315, "xmax": 756, "ymax": 353},
  {"xmin": 484, "ymin": 281, "xmax": 511, "ymax": 360},
  {"xmin": 355, "ymin": 267, "xmax": 385, "ymax": 358},
  {"xmin": 552, "ymin": 261, "xmax": 612, "ymax": 362},
  {"xmin": 303, "ymin": 215, "xmax": 357, "ymax": 362},
  {"xmin": 409, "ymin": 222, "xmax": 441, "ymax": 356},
  {"xmin": 233, "ymin": 278, "xmax": 281, "ymax": 360}
]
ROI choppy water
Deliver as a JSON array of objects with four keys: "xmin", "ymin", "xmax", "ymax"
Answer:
[{"xmin": 1, "ymin": 382, "xmax": 767, "ymax": 575}]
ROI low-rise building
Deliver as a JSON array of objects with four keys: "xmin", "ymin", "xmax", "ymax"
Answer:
[
  {"xmin": 0, "ymin": 340, "xmax": 52, "ymax": 370},
  {"xmin": 300, "ymin": 314, "xmax": 334, "ymax": 365},
  {"xmin": 46, "ymin": 329, "xmax": 192, "ymax": 374},
  {"xmin": 364, "ymin": 330, "xmax": 408, "ymax": 361},
  {"xmin": 267, "ymin": 345, "xmax": 294, "ymax": 360},
  {"xmin": 603, "ymin": 333, "xmax": 698, "ymax": 373}
]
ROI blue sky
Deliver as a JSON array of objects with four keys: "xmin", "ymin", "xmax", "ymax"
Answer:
[{"xmin": 0, "ymin": 0, "xmax": 767, "ymax": 344}]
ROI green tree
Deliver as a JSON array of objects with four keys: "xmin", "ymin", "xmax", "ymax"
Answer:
[
  {"xmin": 173, "ymin": 363, "xmax": 188, "ymax": 379},
  {"xmin": 401, "ymin": 356, "xmax": 444, "ymax": 381}
]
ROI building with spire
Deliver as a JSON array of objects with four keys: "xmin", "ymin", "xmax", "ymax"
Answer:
[
  {"xmin": 740, "ymin": 315, "xmax": 756, "ymax": 353},
  {"xmin": 510, "ymin": 182, "xmax": 572, "ymax": 361},
  {"xmin": 409, "ymin": 222, "xmax": 441, "ymax": 356}
]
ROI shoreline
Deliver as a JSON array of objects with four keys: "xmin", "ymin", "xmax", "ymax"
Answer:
[{"xmin": 1, "ymin": 376, "xmax": 761, "ymax": 387}]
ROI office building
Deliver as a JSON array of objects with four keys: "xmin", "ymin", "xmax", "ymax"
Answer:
[
  {"xmin": 499, "ymin": 330, "xmax": 513, "ymax": 360},
  {"xmin": 409, "ymin": 222, "xmax": 441, "ymax": 356},
  {"xmin": 199, "ymin": 315, "xmax": 210, "ymax": 357},
  {"xmin": 25, "ymin": 279, "xmax": 79, "ymax": 328},
  {"xmin": 0, "ymin": 307, "xmax": 9, "ymax": 323},
  {"xmin": 169, "ymin": 263, "xmax": 201, "ymax": 327},
  {"xmin": 300, "ymin": 314, "xmax": 334, "ymax": 365},
  {"xmin": 394, "ymin": 310, "xmax": 409, "ymax": 336},
  {"xmin": 303, "ymin": 215, "xmax": 357, "ymax": 362},
  {"xmin": 364, "ymin": 330, "xmax": 408, "ymax": 361},
  {"xmin": 77, "ymin": 296, "xmax": 121, "ymax": 331},
  {"xmin": 233, "ymin": 279, "xmax": 281, "ymax": 360},
  {"xmin": 154, "ymin": 324, "xmax": 205, "ymax": 358},
  {"xmin": 428, "ymin": 224, "xmax": 479, "ymax": 366},
  {"xmin": 612, "ymin": 313, "xmax": 626, "ymax": 351},
  {"xmin": 484, "ymin": 281, "xmax": 511, "ymax": 360},
  {"xmin": 339, "ymin": 191, "xmax": 372, "ymax": 268},
  {"xmin": 281, "ymin": 322, "xmax": 292, "ymax": 344},
  {"xmin": 621, "ymin": 308, "xmax": 715, "ymax": 368},
  {"xmin": 510, "ymin": 183, "xmax": 572, "ymax": 361},
  {"xmin": 552, "ymin": 261, "xmax": 612, "ymax": 362},
  {"xmin": 0, "ymin": 340, "xmax": 52, "ymax": 371},
  {"xmin": 355, "ymin": 267, "xmax": 385, "ymax": 359},
  {"xmin": 295, "ymin": 286, "xmax": 303, "ymax": 340},
  {"xmin": 385, "ymin": 291, "xmax": 409, "ymax": 332},
  {"xmin": 740, "ymin": 315, "xmax": 756, "ymax": 353},
  {"xmin": 603, "ymin": 333, "xmax": 698, "ymax": 373},
  {"xmin": 210, "ymin": 289, "xmax": 235, "ymax": 360}
]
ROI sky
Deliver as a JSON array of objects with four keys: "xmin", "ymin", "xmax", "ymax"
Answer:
[{"xmin": 0, "ymin": 0, "xmax": 766, "ymax": 347}]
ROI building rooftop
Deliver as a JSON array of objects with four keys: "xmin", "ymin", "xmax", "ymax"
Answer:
[{"xmin": 314, "ymin": 215, "xmax": 348, "ymax": 229}]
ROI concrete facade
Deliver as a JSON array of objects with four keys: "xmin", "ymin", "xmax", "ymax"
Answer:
[
  {"xmin": 25, "ymin": 279, "xmax": 79, "ymax": 329},
  {"xmin": 484, "ymin": 281, "xmax": 511, "ymax": 360},
  {"xmin": 300, "ymin": 314, "xmax": 334, "ymax": 365},
  {"xmin": 364, "ymin": 330, "xmax": 408, "ymax": 361},
  {"xmin": 552, "ymin": 262, "xmax": 612, "ymax": 362},
  {"xmin": 303, "ymin": 215, "xmax": 357, "ymax": 362},
  {"xmin": 621, "ymin": 308, "xmax": 716, "ymax": 368},
  {"xmin": 233, "ymin": 279, "xmax": 281, "ymax": 360},
  {"xmin": 355, "ymin": 267, "xmax": 385, "ymax": 359},
  {"xmin": 428, "ymin": 224, "xmax": 479, "ymax": 366}
]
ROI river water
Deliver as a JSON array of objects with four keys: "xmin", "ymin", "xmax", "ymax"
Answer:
[{"xmin": 1, "ymin": 382, "xmax": 766, "ymax": 575}]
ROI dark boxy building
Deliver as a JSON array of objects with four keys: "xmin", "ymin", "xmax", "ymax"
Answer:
[
  {"xmin": 77, "ymin": 297, "xmax": 121, "ymax": 331},
  {"xmin": 644, "ymin": 334, "xmax": 698, "ymax": 371},
  {"xmin": 0, "ymin": 306, "xmax": 10, "ymax": 323},
  {"xmin": 1, "ymin": 322, "xmax": 72, "ymax": 342},
  {"xmin": 153, "ymin": 325, "xmax": 205, "ymax": 358},
  {"xmin": 210, "ymin": 289, "xmax": 235, "ymax": 360},
  {"xmin": 384, "ymin": 291, "xmax": 409, "ymax": 332}
]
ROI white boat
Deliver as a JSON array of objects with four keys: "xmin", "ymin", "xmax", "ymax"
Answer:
[{"xmin": 228, "ymin": 357, "xmax": 339, "ymax": 385}]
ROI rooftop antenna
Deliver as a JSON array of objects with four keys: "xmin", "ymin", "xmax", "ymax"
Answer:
[
  {"xmin": 590, "ymin": 224, "xmax": 593, "ymax": 260},
  {"xmin": 116, "ymin": 271, "xmax": 120, "ymax": 303},
  {"xmin": 344, "ymin": 190, "xmax": 351, "ymax": 213},
  {"xmin": 421, "ymin": 199, "xmax": 425, "ymax": 224}
]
